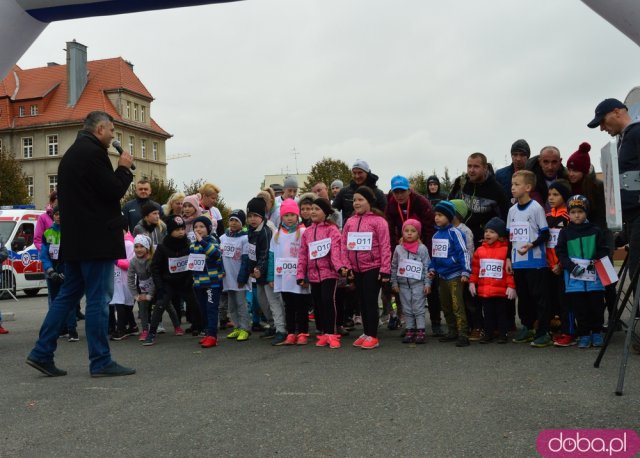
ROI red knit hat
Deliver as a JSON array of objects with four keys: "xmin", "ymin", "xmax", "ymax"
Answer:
[{"xmin": 567, "ymin": 142, "xmax": 591, "ymax": 175}]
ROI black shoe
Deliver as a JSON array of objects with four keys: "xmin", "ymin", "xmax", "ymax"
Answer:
[
  {"xmin": 431, "ymin": 323, "xmax": 446, "ymax": 337},
  {"xmin": 337, "ymin": 326, "xmax": 350, "ymax": 337},
  {"xmin": 219, "ymin": 319, "xmax": 231, "ymax": 330},
  {"xmin": 26, "ymin": 357, "xmax": 67, "ymax": 377},
  {"xmin": 110, "ymin": 330, "xmax": 128, "ymax": 341},
  {"xmin": 343, "ymin": 318, "xmax": 355, "ymax": 330},
  {"xmin": 479, "ymin": 335, "xmax": 494, "ymax": 344},
  {"xmin": 76, "ymin": 311, "xmax": 85, "ymax": 321},
  {"xmin": 251, "ymin": 323, "xmax": 265, "ymax": 332},
  {"xmin": 456, "ymin": 336, "xmax": 470, "ymax": 347},
  {"xmin": 438, "ymin": 333, "xmax": 458, "ymax": 343},
  {"xmin": 387, "ymin": 316, "xmax": 399, "ymax": 330},
  {"xmin": 261, "ymin": 327, "xmax": 276, "ymax": 339},
  {"xmin": 191, "ymin": 328, "xmax": 202, "ymax": 337},
  {"xmin": 496, "ymin": 335, "xmax": 508, "ymax": 344},
  {"xmin": 68, "ymin": 329, "xmax": 79, "ymax": 342},
  {"xmin": 91, "ymin": 361, "xmax": 136, "ymax": 378},
  {"xmin": 58, "ymin": 329, "xmax": 69, "ymax": 338},
  {"xmin": 125, "ymin": 326, "xmax": 140, "ymax": 337}
]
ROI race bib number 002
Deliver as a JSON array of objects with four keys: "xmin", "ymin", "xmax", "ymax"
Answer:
[
  {"xmin": 397, "ymin": 258, "xmax": 423, "ymax": 280},
  {"xmin": 347, "ymin": 232, "xmax": 373, "ymax": 251},
  {"xmin": 309, "ymin": 238, "xmax": 331, "ymax": 260}
]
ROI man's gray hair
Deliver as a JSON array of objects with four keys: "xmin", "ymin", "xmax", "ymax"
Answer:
[{"xmin": 83, "ymin": 111, "xmax": 114, "ymax": 132}]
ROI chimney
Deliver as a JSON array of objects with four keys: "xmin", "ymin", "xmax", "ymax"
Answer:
[{"xmin": 66, "ymin": 40, "xmax": 87, "ymax": 107}]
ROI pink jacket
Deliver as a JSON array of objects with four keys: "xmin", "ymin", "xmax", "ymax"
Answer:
[
  {"xmin": 116, "ymin": 232, "xmax": 135, "ymax": 270},
  {"xmin": 342, "ymin": 212, "xmax": 391, "ymax": 274},
  {"xmin": 34, "ymin": 207, "xmax": 54, "ymax": 250},
  {"xmin": 297, "ymin": 222, "xmax": 344, "ymax": 282}
]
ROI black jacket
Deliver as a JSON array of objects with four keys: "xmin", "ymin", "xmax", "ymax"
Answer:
[
  {"xmin": 526, "ymin": 155, "xmax": 568, "ymax": 205},
  {"xmin": 151, "ymin": 234, "xmax": 193, "ymax": 296},
  {"xmin": 123, "ymin": 198, "xmax": 163, "ymax": 234},
  {"xmin": 58, "ymin": 130, "xmax": 132, "ymax": 261},
  {"xmin": 332, "ymin": 172, "xmax": 387, "ymax": 221},
  {"xmin": 247, "ymin": 221, "xmax": 272, "ymax": 285}
]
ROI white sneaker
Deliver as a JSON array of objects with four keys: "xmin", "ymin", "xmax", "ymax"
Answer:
[{"xmin": 157, "ymin": 324, "xmax": 166, "ymax": 334}]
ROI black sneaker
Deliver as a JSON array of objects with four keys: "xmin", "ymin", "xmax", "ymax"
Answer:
[
  {"xmin": 438, "ymin": 333, "xmax": 458, "ymax": 342},
  {"xmin": 261, "ymin": 327, "xmax": 276, "ymax": 339},
  {"xmin": 496, "ymin": 335, "xmax": 508, "ymax": 344},
  {"xmin": 90, "ymin": 361, "xmax": 136, "ymax": 378},
  {"xmin": 456, "ymin": 336, "xmax": 470, "ymax": 347},
  {"xmin": 431, "ymin": 323, "xmax": 446, "ymax": 337},
  {"xmin": 110, "ymin": 330, "xmax": 127, "ymax": 341},
  {"xmin": 271, "ymin": 332, "xmax": 287, "ymax": 346},
  {"xmin": 26, "ymin": 357, "xmax": 67, "ymax": 377},
  {"xmin": 59, "ymin": 329, "xmax": 69, "ymax": 338},
  {"xmin": 68, "ymin": 329, "xmax": 80, "ymax": 342},
  {"xmin": 251, "ymin": 323, "xmax": 265, "ymax": 332},
  {"xmin": 479, "ymin": 335, "xmax": 494, "ymax": 344},
  {"xmin": 76, "ymin": 311, "xmax": 85, "ymax": 321},
  {"xmin": 125, "ymin": 326, "xmax": 140, "ymax": 337},
  {"xmin": 337, "ymin": 326, "xmax": 350, "ymax": 337},
  {"xmin": 343, "ymin": 318, "xmax": 355, "ymax": 331}
]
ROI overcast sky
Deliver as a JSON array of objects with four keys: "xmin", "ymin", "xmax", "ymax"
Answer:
[{"xmin": 16, "ymin": 0, "xmax": 640, "ymax": 210}]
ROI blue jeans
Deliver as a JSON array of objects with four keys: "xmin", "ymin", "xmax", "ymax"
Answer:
[
  {"xmin": 46, "ymin": 278, "xmax": 77, "ymax": 332},
  {"xmin": 195, "ymin": 286, "xmax": 220, "ymax": 337},
  {"xmin": 30, "ymin": 260, "xmax": 115, "ymax": 373}
]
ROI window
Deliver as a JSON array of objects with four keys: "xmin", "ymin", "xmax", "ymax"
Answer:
[
  {"xmin": 47, "ymin": 135, "xmax": 58, "ymax": 156},
  {"xmin": 48, "ymin": 175, "xmax": 58, "ymax": 194},
  {"xmin": 152, "ymin": 142, "xmax": 158, "ymax": 161},
  {"xmin": 30, "ymin": 104, "xmax": 38, "ymax": 116},
  {"xmin": 116, "ymin": 132, "xmax": 122, "ymax": 144},
  {"xmin": 133, "ymin": 104, "xmax": 138, "ymax": 121},
  {"xmin": 0, "ymin": 138, "xmax": 3, "ymax": 152},
  {"xmin": 126, "ymin": 101, "xmax": 131, "ymax": 119},
  {"xmin": 19, "ymin": 106, "xmax": 25, "ymax": 117},
  {"xmin": 141, "ymin": 106, "xmax": 146, "ymax": 123},
  {"xmin": 140, "ymin": 139, "xmax": 146, "ymax": 159},
  {"xmin": 129, "ymin": 136, "xmax": 135, "ymax": 156},
  {"xmin": 26, "ymin": 176, "xmax": 34, "ymax": 199},
  {"xmin": 22, "ymin": 137, "xmax": 33, "ymax": 158}
]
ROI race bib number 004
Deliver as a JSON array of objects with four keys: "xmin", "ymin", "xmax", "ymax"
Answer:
[
  {"xmin": 347, "ymin": 232, "xmax": 373, "ymax": 251},
  {"xmin": 309, "ymin": 238, "xmax": 331, "ymax": 260},
  {"xmin": 398, "ymin": 258, "xmax": 423, "ymax": 280},
  {"xmin": 275, "ymin": 257, "xmax": 297, "ymax": 275},
  {"xmin": 432, "ymin": 239, "xmax": 449, "ymax": 258}
]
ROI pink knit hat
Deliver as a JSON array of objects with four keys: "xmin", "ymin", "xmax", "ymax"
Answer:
[
  {"xmin": 183, "ymin": 195, "xmax": 202, "ymax": 217},
  {"xmin": 403, "ymin": 218, "xmax": 422, "ymax": 234},
  {"xmin": 280, "ymin": 198, "xmax": 300, "ymax": 216}
]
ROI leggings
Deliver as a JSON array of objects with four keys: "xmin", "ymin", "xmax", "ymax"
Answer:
[
  {"xmin": 353, "ymin": 269, "xmax": 381, "ymax": 338},
  {"xmin": 310, "ymin": 279, "xmax": 338, "ymax": 334}
]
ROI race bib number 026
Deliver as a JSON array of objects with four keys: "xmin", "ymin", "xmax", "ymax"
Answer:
[{"xmin": 479, "ymin": 259, "xmax": 504, "ymax": 279}]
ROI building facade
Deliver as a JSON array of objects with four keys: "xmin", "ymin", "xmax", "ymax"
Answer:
[{"xmin": 0, "ymin": 40, "xmax": 171, "ymax": 209}]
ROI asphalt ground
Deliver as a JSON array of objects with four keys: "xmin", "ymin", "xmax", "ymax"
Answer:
[{"xmin": 1, "ymin": 293, "xmax": 639, "ymax": 457}]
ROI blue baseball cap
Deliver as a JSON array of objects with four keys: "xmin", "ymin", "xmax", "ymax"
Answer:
[
  {"xmin": 390, "ymin": 175, "xmax": 410, "ymax": 191},
  {"xmin": 587, "ymin": 98, "xmax": 627, "ymax": 128}
]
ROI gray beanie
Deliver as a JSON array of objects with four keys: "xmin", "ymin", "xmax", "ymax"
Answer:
[
  {"xmin": 283, "ymin": 176, "xmax": 298, "ymax": 189},
  {"xmin": 352, "ymin": 159, "xmax": 370, "ymax": 173},
  {"xmin": 330, "ymin": 179, "xmax": 344, "ymax": 189}
]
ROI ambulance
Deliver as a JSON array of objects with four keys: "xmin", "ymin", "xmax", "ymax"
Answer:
[{"xmin": 0, "ymin": 206, "xmax": 47, "ymax": 298}]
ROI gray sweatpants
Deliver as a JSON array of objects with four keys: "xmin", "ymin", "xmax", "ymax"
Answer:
[
  {"xmin": 256, "ymin": 283, "xmax": 286, "ymax": 333},
  {"xmin": 398, "ymin": 281, "xmax": 427, "ymax": 330},
  {"xmin": 227, "ymin": 290, "xmax": 250, "ymax": 331}
]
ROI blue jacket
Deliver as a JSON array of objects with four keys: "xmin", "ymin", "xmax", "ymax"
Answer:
[
  {"xmin": 495, "ymin": 164, "xmax": 515, "ymax": 198},
  {"xmin": 428, "ymin": 224, "xmax": 471, "ymax": 280},
  {"xmin": 190, "ymin": 234, "xmax": 224, "ymax": 288}
]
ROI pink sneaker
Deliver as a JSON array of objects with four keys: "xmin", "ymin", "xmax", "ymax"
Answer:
[
  {"xmin": 353, "ymin": 334, "xmax": 367, "ymax": 347},
  {"xmin": 284, "ymin": 333, "xmax": 297, "ymax": 345},
  {"xmin": 316, "ymin": 334, "xmax": 329, "ymax": 347},
  {"xmin": 328, "ymin": 334, "xmax": 341, "ymax": 349},
  {"xmin": 296, "ymin": 333, "xmax": 309, "ymax": 345},
  {"xmin": 138, "ymin": 329, "xmax": 148, "ymax": 341},
  {"xmin": 360, "ymin": 336, "xmax": 379, "ymax": 349},
  {"xmin": 174, "ymin": 326, "xmax": 185, "ymax": 336}
]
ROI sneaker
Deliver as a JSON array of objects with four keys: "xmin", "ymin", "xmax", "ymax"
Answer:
[
  {"xmin": 59, "ymin": 329, "xmax": 69, "ymax": 338},
  {"xmin": 337, "ymin": 326, "xmax": 350, "ymax": 337},
  {"xmin": 251, "ymin": 323, "xmax": 265, "ymax": 332},
  {"xmin": 26, "ymin": 357, "xmax": 67, "ymax": 377},
  {"xmin": 343, "ymin": 318, "xmax": 355, "ymax": 330},
  {"xmin": 353, "ymin": 334, "xmax": 367, "ymax": 347},
  {"xmin": 199, "ymin": 334, "xmax": 208, "ymax": 344},
  {"xmin": 174, "ymin": 326, "xmax": 185, "ymax": 336},
  {"xmin": 439, "ymin": 333, "xmax": 458, "ymax": 343},
  {"xmin": 296, "ymin": 333, "xmax": 309, "ymax": 345},
  {"xmin": 530, "ymin": 334, "xmax": 553, "ymax": 348},
  {"xmin": 328, "ymin": 334, "xmax": 341, "ymax": 349},
  {"xmin": 553, "ymin": 334, "xmax": 577, "ymax": 347},
  {"xmin": 227, "ymin": 328, "xmax": 241, "ymax": 339},
  {"xmin": 512, "ymin": 326, "xmax": 534, "ymax": 343},
  {"xmin": 91, "ymin": 361, "xmax": 136, "ymax": 377},
  {"xmin": 110, "ymin": 330, "xmax": 127, "ymax": 341},
  {"xmin": 236, "ymin": 329, "xmax": 250, "ymax": 341},
  {"xmin": 468, "ymin": 328, "xmax": 484, "ymax": 341},
  {"xmin": 68, "ymin": 329, "xmax": 79, "ymax": 342},
  {"xmin": 192, "ymin": 329, "xmax": 203, "ymax": 337},
  {"xmin": 201, "ymin": 336, "xmax": 218, "ymax": 348},
  {"xmin": 402, "ymin": 329, "xmax": 416, "ymax": 344},
  {"xmin": 431, "ymin": 323, "xmax": 445, "ymax": 337},
  {"xmin": 157, "ymin": 324, "xmax": 166, "ymax": 334},
  {"xmin": 591, "ymin": 332, "xmax": 604, "ymax": 347},
  {"xmin": 125, "ymin": 326, "xmax": 140, "ymax": 337},
  {"xmin": 479, "ymin": 334, "xmax": 494, "ymax": 344},
  {"xmin": 496, "ymin": 335, "xmax": 508, "ymax": 344},
  {"xmin": 284, "ymin": 333, "xmax": 297, "ymax": 345},
  {"xmin": 361, "ymin": 336, "xmax": 379, "ymax": 349},
  {"xmin": 143, "ymin": 332, "xmax": 156, "ymax": 346},
  {"xmin": 415, "ymin": 329, "xmax": 426, "ymax": 344},
  {"xmin": 261, "ymin": 327, "xmax": 276, "ymax": 339},
  {"xmin": 388, "ymin": 315, "xmax": 399, "ymax": 330},
  {"xmin": 354, "ymin": 315, "xmax": 362, "ymax": 326},
  {"xmin": 139, "ymin": 329, "xmax": 149, "ymax": 342},
  {"xmin": 316, "ymin": 334, "xmax": 329, "ymax": 347},
  {"xmin": 271, "ymin": 332, "xmax": 287, "ymax": 346},
  {"xmin": 219, "ymin": 318, "xmax": 231, "ymax": 330},
  {"xmin": 0, "ymin": 325, "xmax": 8, "ymax": 334},
  {"xmin": 455, "ymin": 336, "xmax": 470, "ymax": 347},
  {"xmin": 578, "ymin": 335, "xmax": 592, "ymax": 349}
]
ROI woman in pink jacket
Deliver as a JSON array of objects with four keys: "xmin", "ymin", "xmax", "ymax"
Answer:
[
  {"xmin": 297, "ymin": 198, "xmax": 345, "ymax": 348},
  {"xmin": 341, "ymin": 186, "xmax": 391, "ymax": 350}
]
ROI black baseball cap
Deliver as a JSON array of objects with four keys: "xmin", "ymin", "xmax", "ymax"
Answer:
[{"xmin": 587, "ymin": 98, "xmax": 627, "ymax": 128}]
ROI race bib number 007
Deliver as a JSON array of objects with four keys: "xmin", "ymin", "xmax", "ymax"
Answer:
[{"xmin": 187, "ymin": 253, "xmax": 206, "ymax": 271}]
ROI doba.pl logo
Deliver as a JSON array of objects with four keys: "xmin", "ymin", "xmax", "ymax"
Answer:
[{"xmin": 537, "ymin": 429, "xmax": 640, "ymax": 457}]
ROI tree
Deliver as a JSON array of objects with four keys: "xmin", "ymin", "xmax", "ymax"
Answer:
[
  {"xmin": 301, "ymin": 157, "xmax": 351, "ymax": 193},
  {"xmin": 440, "ymin": 167, "xmax": 453, "ymax": 196},
  {"xmin": 183, "ymin": 179, "xmax": 232, "ymax": 227},
  {"xmin": 0, "ymin": 149, "xmax": 30, "ymax": 205},
  {"xmin": 408, "ymin": 171, "xmax": 428, "ymax": 196}
]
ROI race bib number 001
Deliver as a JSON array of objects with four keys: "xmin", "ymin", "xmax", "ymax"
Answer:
[
  {"xmin": 347, "ymin": 232, "xmax": 373, "ymax": 251},
  {"xmin": 168, "ymin": 255, "xmax": 189, "ymax": 273},
  {"xmin": 397, "ymin": 258, "xmax": 423, "ymax": 280},
  {"xmin": 432, "ymin": 239, "xmax": 449, "ymax": 258},
  {"xmin": 187, "ymin": 253, "xmax": 206, "ymax": 271},
  {"xmin": 275, "ymin": 257, "xmax": 297, "ymax": 275},
  {"xmin": 509, "ymin": 222, "xmax": 530, "ymax": 243},
  {"xmin": 479, "ymin": 258, "xmax": 504, "ymax": 279},
  {"xmin": 309, "ymin": 238, "xmax": 331, "ymax": 260}
]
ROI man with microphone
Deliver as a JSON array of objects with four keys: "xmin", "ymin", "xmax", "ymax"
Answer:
[{"xmin": 27, "ymin": 111, "xmax": 137, "ymax": 377}]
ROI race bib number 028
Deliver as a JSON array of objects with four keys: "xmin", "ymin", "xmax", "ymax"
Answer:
[
  {"xmin": 347, "ymin": 232, "xmax": 373, "ymax": 251},
  {"xmin": 432, "ymin": 239, "xmax": 449, "ymax": 258}
]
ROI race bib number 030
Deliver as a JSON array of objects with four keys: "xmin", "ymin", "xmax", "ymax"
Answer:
[
  {"xmin": 275, "ymin": 257, "xmax": 297, "ymax": 275},
  {"xmin": 398, "ymin": 258, "xmax": 423, "ymax": 280},
  {"xmin": 347, "ymin": 232, "xmax": 373, "ymax": 251},
  {"xmin": 479, "ymin": 259, "xmax": 504, "ymax": 279},
  {"xmin": 222, "ymin": 241, "xmax": 240, "ymax": 258},
  {"xmin": 168, "ymin": 255, "xmax": 189, "ymax": 273},
  {"xmin": 509, "ymin": 222, "xmax": 529, "ymax": 243},
  {"xmin": 432, "ymin": 239, "xmax": 449, "ymax": 258},
  {"xmin": 309, "ymin": 238, "xmax": 331, "ymax": 260}
]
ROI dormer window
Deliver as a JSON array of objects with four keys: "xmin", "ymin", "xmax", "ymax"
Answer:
[{"xmin": 30, "ymin": 105, "xmax": 38, "ymax": 116}]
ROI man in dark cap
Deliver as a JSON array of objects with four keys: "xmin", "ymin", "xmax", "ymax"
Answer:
[{"xmin": 495, "ymin": 139, "xmax": 531, "ymax": 199}]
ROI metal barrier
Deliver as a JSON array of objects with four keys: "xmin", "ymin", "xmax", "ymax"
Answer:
[{"xmin": 0, "ymin": 267, "xmax": 18, "ymax": 301}]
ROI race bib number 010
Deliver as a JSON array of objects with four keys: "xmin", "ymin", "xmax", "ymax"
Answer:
[
  {"xmin": 347, "ymin": 232, "xmax": 373, "ymax": 251},
  {"xmin": 397, "ymin": 258, "xmax": 423, "ymax": 280},
  {"xmin": 309, "ymin": 238, "xmax": 331, "ymax": 260},
  {"xmin": 432, "ymin": 239, "xmax": 449, "ymax": 258},
  {"xmin": 479, "ymin": 258, "xmax": 504, "ymax": 279}
]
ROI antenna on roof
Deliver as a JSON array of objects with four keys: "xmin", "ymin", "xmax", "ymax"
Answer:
[{"xmin": 292, "ymin": 147, "xmax": 299, "ymax": 174}]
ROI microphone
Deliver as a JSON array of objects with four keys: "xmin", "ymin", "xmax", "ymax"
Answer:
[{"xmin": 112, "ymin": 140, "xmax": 136, "ymax": 170}]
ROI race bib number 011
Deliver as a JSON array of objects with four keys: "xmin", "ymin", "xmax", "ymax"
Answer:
[
  {"xmin": 479, "ymin": 259, "xmax": 504, "ymax": 279},
  {"xmin": 509, "ymin": 222, "xmax": 529, "ymax": 243},
  {"xmin": 397, "ymin": 258, "xmax": 423, "ymax": 280},
  {"xmin": 432, "ymin": 239, "xmax": 449, "ymax": 258},
  {"xmin": 275, "ymin": 257, "xmax": 297, "ymax": 275},
  {"xmin": 187, "ymin": 253, "xmax": 206, "ymax": 271},
  {"xmin": 168, "ymin": 255, "xmax": 189, "ymax": 273},
  {"xmin": 347, "ymin": 232, "xmax": 373, "ymax": 251},
  {"xmin": 309, "ymin": 238, "xmax": 331, "ymax": 260}
]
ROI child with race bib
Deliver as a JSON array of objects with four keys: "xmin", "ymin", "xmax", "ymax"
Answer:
[
  {"xmin": 341, "ymin": 186, "xmax": 391, "ymax": 350},
  {"xmin": 427, "ymin": 201, "xmax": 471, "ymax": 347},
  {"xmin": 127, "ymin": 234, "xmax": 156, "ymax": 342},
  {"xmin": 297, "ymin": 198, "xmax": 344, "ymax": 347},
  {"xmin": 190, "ymin": 216, "xmax": 224, "ymax": 348},
  {"xmin": 220, "ymin": 209, "xmax": 252, "ymax": 342},
  {"xmin": 268, "ymin": 199, "xmax": 311, "ymax": 346},
  {"xmin": 468, "ymin": 217, "xmax": 515, "ymax": 344},
  {"xmin": 391, "ymin": 218, "xmax": 431, "ymax": 344},
  {"xmin": 145, "ymin": 215, "xmax": 199, "ymax": 346},
  {"xmin": 110, "ymin": 231, "xmax": 138, "ymax": 340}
]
